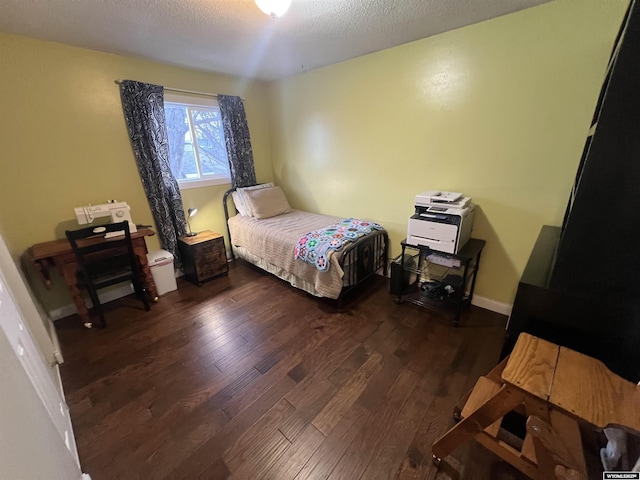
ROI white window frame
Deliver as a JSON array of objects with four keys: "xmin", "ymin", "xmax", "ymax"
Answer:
[{"xmin": 164, "ymin": 93, "xmax": 231, "ymax": 190}]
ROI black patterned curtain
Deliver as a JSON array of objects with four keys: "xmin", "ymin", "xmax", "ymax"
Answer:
[
  {"xmin": 218, "ymin": 95, "xmax": 257, "ymax": 187},
  {"xmin": 119, "ymin": 80, "xmax": 187, "ymax": 261}
]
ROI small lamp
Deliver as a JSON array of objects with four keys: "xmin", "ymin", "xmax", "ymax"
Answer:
[{"xmin": 186, "ymin": 208, "xmax": 198, "ymax": 237}]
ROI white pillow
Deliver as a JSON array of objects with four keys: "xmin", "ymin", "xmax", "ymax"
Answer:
[
  {"xmin": 235, "ymin": 183, "xmax": 274, "ymax": 216},
  {"xmin": 231, "ymin": 191, "xmax": 250, "ymax": 216},
  {"xmin": 243, "ymin": 186, "xmax": 291, "ymax": 219}
]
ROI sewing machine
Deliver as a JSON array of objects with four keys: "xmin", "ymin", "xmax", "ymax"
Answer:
[{"xmin": 73, "ymin": 201, "xmax": 137, "ymax": 238}]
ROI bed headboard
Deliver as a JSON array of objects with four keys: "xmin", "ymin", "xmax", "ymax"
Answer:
[
  {"xmin": 224, "ymin": 184, "xmax": 270, "ymax": 259},
  {"xmin": 222, "ymin": 186, "xmax": 238, "ymax": 222},
  {"xmin": 223, "ymin": 186, "xmax": 238, "ymax": 259}
]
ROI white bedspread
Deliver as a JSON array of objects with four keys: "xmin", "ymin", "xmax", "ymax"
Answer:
[{"xmin": 228, "ymin": 210, "xmax": 345, "ymax": 299}]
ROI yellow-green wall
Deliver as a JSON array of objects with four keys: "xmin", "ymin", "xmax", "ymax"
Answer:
[
  {"xmin": 0, "ymin": 0, "xmax": 630, "ymax": 313},
  {"xmin": 267, "ymin": 0, "xmax": 629, "ymax": 305},
  {"xmin": 0, "ymin": 33, "xmax": 273, "ymax": 311}
]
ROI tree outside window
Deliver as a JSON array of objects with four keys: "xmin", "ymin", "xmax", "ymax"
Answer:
[{"xmin": 165, "ymin": 94, "xmax": 230, "ymax": 189}]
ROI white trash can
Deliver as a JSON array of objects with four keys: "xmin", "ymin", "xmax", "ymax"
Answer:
[{"xmin": 147, "ymin": 250, "xmax": 177, "ymax": 296}]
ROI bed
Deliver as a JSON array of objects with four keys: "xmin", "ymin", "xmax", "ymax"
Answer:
[{"xmin": 223, "ymin": 184, "xmax": 388, "ymax": 304}]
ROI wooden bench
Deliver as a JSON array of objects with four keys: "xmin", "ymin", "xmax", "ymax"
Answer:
[{"xmin": 432, "ymin": 333, "xmax": 640, "ymax": 479}]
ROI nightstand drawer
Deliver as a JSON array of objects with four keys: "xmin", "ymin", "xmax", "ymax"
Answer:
[
  {"xmin": 178, "ymin": 231, "xmax": 228, "ymax": 285},
  {"xmin": 195, "ymin": 239, "xmax": 227, "ymax": 277}
]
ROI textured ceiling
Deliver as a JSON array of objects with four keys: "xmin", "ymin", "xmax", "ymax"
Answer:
[{"xmin": 0, "ymin": 0, "xmax": 552, "ymax": 80}]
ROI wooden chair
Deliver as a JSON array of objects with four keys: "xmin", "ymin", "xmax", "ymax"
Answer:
[
  {"xmin": 65, "ymin": 221, "xmax": 151, "ymax": 328},
  {"xmin": 432, "ymin": 333, "xmax": 640, "ymax": 479}
]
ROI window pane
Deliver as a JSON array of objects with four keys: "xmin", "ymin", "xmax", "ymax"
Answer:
[
  {"xmin": 164, "ymin": 99, "xmax": 230, "ymax": 188},
  {"xmin": 189, "ymin": 108, "xmax": 229, "ymax": 176},
  {"xmin": 165, "ymin": 105, "xmax": 199, "ymax": 180}
]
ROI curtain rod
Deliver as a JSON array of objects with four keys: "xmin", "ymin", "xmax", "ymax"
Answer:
[{"xmin": 114, "ymin": 80, "xmax": 244, "ymax": 101}]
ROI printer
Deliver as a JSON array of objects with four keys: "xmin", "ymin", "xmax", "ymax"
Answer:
[{"xmin": 406, "ymin": 190, "xmax": 476, "ymax": 254}]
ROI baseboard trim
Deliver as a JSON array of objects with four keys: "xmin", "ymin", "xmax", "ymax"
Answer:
[
  {"xmin": 49, "ymin": 273, "xmax": 513, "ymax": 320},
  {"xmin": 379, "ymin": 269, "xmax": 512, "ymax": 317},
  {"xmin": 471, "ymin": 295, "xmax": 513, "ymax": 317},
  {"xmin": 50, "ymin": 268, "xmax": 185, "ymax": 321},
  {"xmin": 49, "ymin": 284, "xmax": 134, "ymax": 321}
]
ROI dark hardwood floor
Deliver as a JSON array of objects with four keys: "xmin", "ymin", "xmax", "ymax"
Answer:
[{"xmin": 56, "ymin": 260, "xmax": 527, "ymax": 480}]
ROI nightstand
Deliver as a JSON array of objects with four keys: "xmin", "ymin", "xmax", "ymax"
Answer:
[{"xmin": 178, "ymin": 230, "xmax": 228, "ymax": 285}]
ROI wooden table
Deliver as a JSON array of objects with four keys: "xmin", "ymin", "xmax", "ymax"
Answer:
[
  {"xmin": 432, "ymin": 333, "xmax": 640, "ymax": 479},
  {"xmin": 28, "ymin": 227, "xmax": 158, "ymax": 325}
]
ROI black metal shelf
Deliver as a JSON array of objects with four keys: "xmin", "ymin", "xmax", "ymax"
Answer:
[{"xmin": 391, "ymin": 238, "xmax": 485, "ymax": 326}]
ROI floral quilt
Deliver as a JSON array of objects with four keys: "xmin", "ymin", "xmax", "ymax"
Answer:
[{"xmin": 294, "ymin": 218, "xmax": 384, "ymax": 272}]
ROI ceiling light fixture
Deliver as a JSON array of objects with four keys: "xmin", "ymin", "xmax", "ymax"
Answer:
[{"xmin": 255, "ymin": 0, "xmax": 292, "ymax": 18}]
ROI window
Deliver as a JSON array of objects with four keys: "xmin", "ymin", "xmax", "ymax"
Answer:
[{"xmin": 164, "ymin": 93, "xmax": 230, "ymax": 189}]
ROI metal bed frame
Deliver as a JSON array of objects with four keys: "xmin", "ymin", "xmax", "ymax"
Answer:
[{"xmin": 223, "ymin": 186, "xmax": 389, "ymax": 304}]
